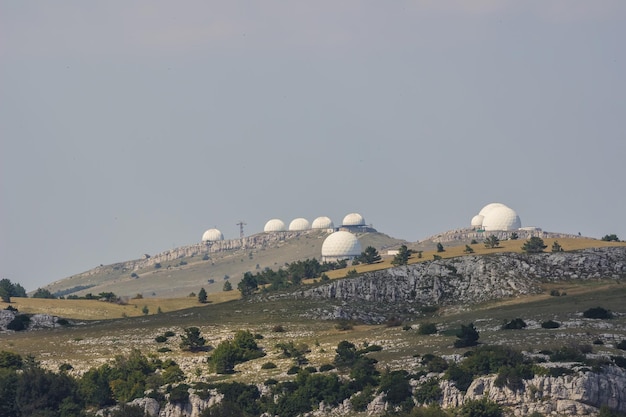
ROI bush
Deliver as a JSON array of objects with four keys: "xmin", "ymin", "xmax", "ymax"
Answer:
[
  {"xmin": 164, "ymin": 330, "xmax": 176, "ymax": 337},
  {"xmin": 418, "ymin": 323, "xmax": 438, "ymax": 335},
  {"xmin": 351, "ymin": 385, "xmax": 375, "ymax": 411},
  {"xmin": 272, "ymin": 324, "xmax": 285, "ymax": 332},
  {"xmin": 415, "ymin": 378, "xmax": 442, "ymax": 404},
  {"xmin": 287, "ymin": 366, "xmax": 300, "ymax": 375},
  {"xmin": 583, "ymin": 307, "xmax": 613, "ymax": 319},
  {"xmin": 7, "ymin": 314, "xmax": 30, "ymax": 331},
  {"xmin": 386, "ymin": 316, "xmax": 403, "ymax": 327},
  {"xmin": 541, "ymin": 320, "xmax": 560, "ymax": 329},
  {"xmin": 454, "ymin": 323, "xmax": 479, "ymax": 348},
  {"xmin": 550, "ymin": 346, "xmax": 586, "ymax": 362},
  {"xmin": 502, "ymin": 318, "xmax": 527, "ymax": 330},
  {"xmin": 261, "ymin": 362, "xmax": 277, "ymax": 369},
  {"xmin": 459, "ymin": 397, "xmax": 503, "ymax": 417},
  {"xmin": 616, "ymin": 340, "xmax": 626, "ymax": 350},
  {"xmin": 319, "ymin": 364, "xmax": 335, "ymax": 372},
  {"xmin": 155, "ymin": 335, "xmax": 168, "ymax": 343},
  {"xmin": 335, "ymin": 320, "xmax": 354, "ymax": 331}
]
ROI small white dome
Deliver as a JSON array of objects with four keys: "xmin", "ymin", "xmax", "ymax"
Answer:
[
  {"xmin": 289, "ymin": 218, "xmax": 310, "ymax": 231},
  {"xmin": 342, "ymin": 212, "xmax": 365, "ymax": 226},
  {"xmin": 264, "ymin": 219, "xmax": 286, "ymax": 232},
  {"xmin": 482, "ymin": 206, "xmax": 521, "ymax": 231},
  {"xmin": 321, "ymin": 231, "xmax": 362, "ymax": 260},
  {"xmin": 202, "ymin": 228, "xmax": 224, "ymax": 242},
  {"xmin": 478, "ymin": 202, "xmax": 508, "ymax": 217},
  {"xmin": 471, "ymin": 214, "xmax": 484, "ymax": 228},
  {"xmin": 312, "ymin": 216, "xmax": 334, "ymax": 229}
]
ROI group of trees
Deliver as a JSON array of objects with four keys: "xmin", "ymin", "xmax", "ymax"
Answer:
[
  {"xmin": 0, "ymin": 349, "xmax": 184, "ymax": 417},
  {"xmin": 0, "ymin": 279, "xmax": 27, "ymax": 303},
  {"xmin": 236, "ymin": 258, "xmax": 350, "ymax": 297},
  {"xmin": 208, "ymin": 330, "xmax": 265, "ymax": 374}
]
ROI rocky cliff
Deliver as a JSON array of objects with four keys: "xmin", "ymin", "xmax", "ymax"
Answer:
[
  {"xmin": 438, "ymin": 365, "xmax": 626, "ymax": 416},
  {"xmin": 121, "ymin": 365, "xmax": 626, "ymax": 416},
  {"xmin": 298, "ymin": 247, "xmax": 626, "ymax": 309}
]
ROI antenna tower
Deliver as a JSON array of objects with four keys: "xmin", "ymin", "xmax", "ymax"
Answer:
[{"xmin": 236, "ymin": 221, "xmax": 247, "ymax": 238}]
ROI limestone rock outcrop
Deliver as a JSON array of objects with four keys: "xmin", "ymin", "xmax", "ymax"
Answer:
[{"xmin": 299, "ymin": 247, "xmax": 626, "ymax": 307}]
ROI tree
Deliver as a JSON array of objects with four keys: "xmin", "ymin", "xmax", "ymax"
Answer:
[
  {"xmin": 601, "ymin": 234, "xmax": 620, "ymax": 242},
  {"xmin": 359, "ymin": 246, "xmax": 381, "ymax": 264},
  {"xmin": 0, "ymin": 279, "xmax": 27, "ymax": 302},
  {"xmin": 141, "ymin": 305, "xmax": 149, "ymax": 315},
  {"xmin": 454, "ymin": 323, "xmax": 480, "ymax": 348},
  {"xmin": 484, "ymin": 235, "xmax": 500, "ymax": 249},
  {"xmin": 223, "ymin": 281, "xmax": 233, "ymax": 291},
  {"xmin": 510, "ymin": 232, "xmax": 519, "ymax": 240},
  {"xmin": 522, "ymin": 237, "xmax": 547, "ymax": 253},
  {"xmin": 237, "ymin": 272, "xmax": 258, "ymax": 297},
  {"xmin": 180, "ymin": 327, "xmax": 206, "ymax": 352},
  {"xmin": 436, "ymin": 243, "xmax": 445, "ymax": 253},
  {"xmin": 198, "ymin": 287, "xmax": 208, "ymax": 303},
  {"xmin": 463, "ymin": 245, "xmax": 474, "ymax": 254},
  {"xmin": 0, "ymin": 287, "xmax": 9, "ymax": 303},
  {"xmin": 551, "ymin": 241, "xmax": 564, "ymax": 252},
  {"xmin": 32, "ymin": 288, "xmax": 55, "ymax": 299},
  {"xmin": 391, "ymin": 245, "xmax": 411, "ymax": 266}
]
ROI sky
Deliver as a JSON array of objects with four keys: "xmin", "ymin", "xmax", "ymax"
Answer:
[{"xmin": 1, "ymin": 1, "xmax": 625, "ymax": 291}]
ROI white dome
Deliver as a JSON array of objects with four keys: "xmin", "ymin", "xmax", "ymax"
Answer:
[
  {"xmin": 478, "ymin": 202, "xmax": 508, "ymax": 217},
  {"xmin": 289, "ymin": 218, "xmax": 310, "ymax": 231},
  {"xmin": 264, "ymin": 219, "xmax": 286, "ymax": 232},
  {"xmin": 202, "ymin": 228, "xmax": 224, "ymax": 242},
  {"xmin": 342, "ymin": 212, "xmax": 365, "ymax": 226},
  {"xmin": 321, "ymin": 231, "xmax": 362, "ymax": 260},
  {"xmin": 482, "ymin": 206, "xmax": 521, "ymax": 231},
  {"xmin": 312, "ymin": 216, "xmax": 334, "ymax": 229},
  {"xmin": 471, "ymin": 214, "xmax": 484, "ymax": 228}
]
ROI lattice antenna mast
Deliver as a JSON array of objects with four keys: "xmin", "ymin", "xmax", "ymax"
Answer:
[{"xmin": 236, "ymin": 221, "xmax": 247, "ymax": 238}]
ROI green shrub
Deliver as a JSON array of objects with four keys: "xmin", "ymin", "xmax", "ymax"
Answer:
[
  {"xmin": 418, "ymin": 323, "xmax": 438, "ymax": 335},
  {"xmin": 502, "ymin": 318, "xmax": 527, "ymax": 330},
  {"xmin": 583, "ymin": 307, "xmax": 613, "ymax": 319},
  {"xmin": 351, "ymin": 385, "xmax": 375, "ymax": 411},
  {"xmin": 550, "ymin": 346, "xmax": 586, "ymax": 362},
  {"xmin": 415, "ymin": 378, "xmax": 442, "ymax": 404},
  {"xmin": 155, "ymin": 335, "xmax": 168, "ymax": 343},
  {"xmin": 261, "ymin": 362, "xmax": 277, "ymax": 369},
  {"xmin": 164, "ymin": 330, "xmax": 176, "ymax": 337},
  {"xmin": 319, "ymin": 364, "xmax": 335, "ymax": 372},
  {"xmin": 459, "ymin": 397, "xmax": 503, "ymax": 417},
  {"xmin": 541, "ymin": 320, "xmax": 560, "ymax": 329},
  {"xmin": 287, "ymin": 366, "xmax": 300, "ymax": 375}
]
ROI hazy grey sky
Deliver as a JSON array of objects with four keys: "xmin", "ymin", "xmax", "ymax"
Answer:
[{"xmin": 2, "ymin": 1, "xmax": 625, "ymax": 291}]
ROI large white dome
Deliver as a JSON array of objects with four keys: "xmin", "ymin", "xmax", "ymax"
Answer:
[
  {"xmin": 478, "ymin": 203, "xmax": 507, "ymax": 217},
  {"xmin": 264, "ymin": 219, "xmax": 286, "ymax": 232},
  {"xmin": 312, "ymin": 216, "xmax": 334, "ymax": 229},
  {"xmin": 482, "ymin": 206, "xmax": 521, "ymax": 231},
  {"xmin": 289, "ymin": 218, "xmax": 310, "ymax": 231},
  {"xmin": 342, "ymin": 212, "xmax": 365, "ymax": 226},
  {"xmin": 470, "ymin": 214, "xmax": 484, "ymax": 228},
  {"xmin": 202, "ymin": 228, "xmax": 224, "ymax": 242},
  {"xmin": 321, "ymin": 231, "xmax": 362, "ymax": 260}
]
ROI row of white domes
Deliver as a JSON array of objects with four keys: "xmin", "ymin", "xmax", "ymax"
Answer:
[
  {"xmin": 202, "ymin": 213, "xmax": 366, "ymax": 242},
  {"xmin": 264, "ymin": 213, "xmax": 365, "ymax": 233},
  {"xmin": 470, "ymin": 203, "xmax": 521, "ymax": 231}
]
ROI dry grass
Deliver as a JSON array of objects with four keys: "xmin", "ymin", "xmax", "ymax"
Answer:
[
  {"xmin": 1, "ymin": 291, "xmax": 240, "ymax": 320},
  {"xmin": 320, "ymin": 237, "xmax": 626, "ymax": 280}
]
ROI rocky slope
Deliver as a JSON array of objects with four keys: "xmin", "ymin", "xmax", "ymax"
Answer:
[{"xmin": 294, "ymin": 247, "xmax": 626, "ymax": 323}]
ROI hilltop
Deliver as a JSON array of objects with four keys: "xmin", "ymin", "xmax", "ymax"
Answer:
[{"xmin": 42, "ymin": 230, "xmax": 406, "ymax": 299}]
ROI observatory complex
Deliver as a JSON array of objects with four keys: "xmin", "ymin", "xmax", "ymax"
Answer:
[{"xmin": 470, "ymin": 203, "xmax": 522, "ymax": 231}]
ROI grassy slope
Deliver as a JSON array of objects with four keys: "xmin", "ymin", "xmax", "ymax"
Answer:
[
  {"xmin": 43, "ymin": 231, "xmax": 406, "ymax": 299},
  {"xmin": 2, "ymin": 279, "xmax": 624, "ymax": 384}
]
